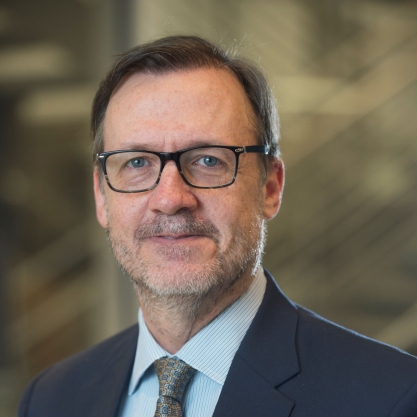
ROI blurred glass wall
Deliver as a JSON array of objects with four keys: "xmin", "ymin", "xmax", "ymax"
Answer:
[{"xmin": 0, "ymin": 0, "xmax": 416, "ymax": 415}]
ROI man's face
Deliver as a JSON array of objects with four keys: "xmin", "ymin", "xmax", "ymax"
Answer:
[{"xmin": 94, "ymin": 68, "xmax": 283, "ymax": 297}]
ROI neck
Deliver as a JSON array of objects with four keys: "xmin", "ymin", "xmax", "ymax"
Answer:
[{"xmin": 136, "ymin": 271, "xmax": 256, "ymax": 354}]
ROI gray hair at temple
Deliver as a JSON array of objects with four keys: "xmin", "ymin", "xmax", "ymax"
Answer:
[{"xmin": 91, "ymin": 35, "xmax": 280, "ymax": 175}]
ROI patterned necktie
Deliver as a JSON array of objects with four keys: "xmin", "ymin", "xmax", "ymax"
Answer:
[{"xmin": 153, "ymin": 357, "xmax": 195, "ymax": 417}]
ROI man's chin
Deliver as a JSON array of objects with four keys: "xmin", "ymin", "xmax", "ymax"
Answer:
[{"xmin": 131, "ymin": 264, "xmax": 223, "ymax": 297}]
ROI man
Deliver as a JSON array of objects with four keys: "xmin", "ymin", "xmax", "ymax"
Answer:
[{"xmin": 19, "ymin": 36, "xmax": 417, "ymax": 417}]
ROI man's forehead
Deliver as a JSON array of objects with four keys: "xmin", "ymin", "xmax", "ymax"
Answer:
[
  {"xmin": 103, "ymin": 68, "xmax": 257, "ymax": 149},
  {"xmin": 108, "ymin": 68, "xmax": 248, "ymax": 108}
]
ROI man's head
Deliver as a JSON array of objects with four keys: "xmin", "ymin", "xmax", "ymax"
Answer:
[{"xmin": 92, "ymin": 36, "xmax": 284, "ymax": 304}]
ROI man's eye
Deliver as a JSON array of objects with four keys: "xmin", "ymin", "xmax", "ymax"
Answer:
[
  {"xmin": 126, "ymin": 158, "xmax": 146, "ymax": 168},
  {"xmin": 196, "ymin": 155, "xmax": 219, "ymax": 167}
]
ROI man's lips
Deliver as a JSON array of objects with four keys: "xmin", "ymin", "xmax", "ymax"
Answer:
[
  {"xmin": 147, "ymin": 234, "xmax": 207, "ymax": 240},
  {"xmin": 134, "ymin": 212, "xmax": 221, "ymax": 246}
]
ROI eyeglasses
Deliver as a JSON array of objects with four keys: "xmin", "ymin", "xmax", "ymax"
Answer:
[{"xmin": 96, "ymin": 145, "xmax": 270, "ymax": 193}]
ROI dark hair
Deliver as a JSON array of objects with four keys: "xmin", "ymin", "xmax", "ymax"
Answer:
[{"xmin": 91, "ymin": 35, "xmax": 280, "ymax": 172}]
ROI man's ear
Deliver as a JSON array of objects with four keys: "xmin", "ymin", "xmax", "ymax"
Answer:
[
  {"xmin": 263, "ymin": 158, "xmax": 285, "ymax": 220},
  {"xmin": 93, "ymin": 168, "xmax": 108, "ymax": 228}
]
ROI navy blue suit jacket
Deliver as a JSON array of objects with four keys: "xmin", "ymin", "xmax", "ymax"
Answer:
[{"xmin": 19, "ymin": 271, "xmax": 417, "ymax": 416}]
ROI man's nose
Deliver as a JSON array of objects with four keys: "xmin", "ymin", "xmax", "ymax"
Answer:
[{"xmin": 148, "ymin": 161, "xmax": 198, "ymax": 215}]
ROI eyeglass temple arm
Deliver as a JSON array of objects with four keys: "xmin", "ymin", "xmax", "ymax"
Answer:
[{"xmin": 240, "ymin": 145, "xmax": 270, "ymax": 155}]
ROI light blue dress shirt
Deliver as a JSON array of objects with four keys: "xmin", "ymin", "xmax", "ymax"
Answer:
[{"xmin": 120, "ymin": 269, "xmax": 266, "ymax": 417}]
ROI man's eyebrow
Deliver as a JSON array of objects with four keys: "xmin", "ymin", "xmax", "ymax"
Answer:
[{"xmin": 180, "ymin": 139, "xmax": 224, "ymax": 148}]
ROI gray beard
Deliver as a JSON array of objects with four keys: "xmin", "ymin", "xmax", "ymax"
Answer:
[{"xmin": 106, "ymin": 210, "xmax": 266, "ymax": 321}]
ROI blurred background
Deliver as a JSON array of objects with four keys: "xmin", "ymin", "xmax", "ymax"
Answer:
[{"xmin": 0, "ymin": 0, "xmax": 416, "ymax": 414}]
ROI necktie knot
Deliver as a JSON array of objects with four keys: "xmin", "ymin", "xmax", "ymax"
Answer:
[{"xmin": 153, "ymin": 357, "xmax": 195, "ymax": 416}]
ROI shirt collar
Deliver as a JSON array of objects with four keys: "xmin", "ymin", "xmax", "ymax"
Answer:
[{"xmin": 128, "ymin": 268, "xmax": 266, "ymax": 395}]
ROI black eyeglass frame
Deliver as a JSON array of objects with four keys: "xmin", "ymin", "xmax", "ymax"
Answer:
[{"xmin": 96, "ymin": 144, "xmax": 270, "ymax": 193}]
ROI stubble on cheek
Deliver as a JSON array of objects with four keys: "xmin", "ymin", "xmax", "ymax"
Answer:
[{"xmin": 106, "ymin": 211, "xmax": 225, "ymax": 295}]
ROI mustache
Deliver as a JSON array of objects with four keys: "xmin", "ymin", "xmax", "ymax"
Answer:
[{"xmin": 134, "ymin": 211, "xmax": 220, "ymax": 244}]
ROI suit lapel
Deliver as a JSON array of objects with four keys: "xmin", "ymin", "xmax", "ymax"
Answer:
[
  {"xmin": 213, "ymin": 355, "xmax": 294, "ymax": 417},
  {"xmin": 214, "ymin": 271, "xmax": 300, "ymax": 417},
  {"xmin": 75, "ymin": 325, "xmax": 138, "ymax": 417}
]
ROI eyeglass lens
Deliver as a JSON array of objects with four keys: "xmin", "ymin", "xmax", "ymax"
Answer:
[{"xmin": 104, "ymin": 147, "xmax": 237, "ymax": 192}]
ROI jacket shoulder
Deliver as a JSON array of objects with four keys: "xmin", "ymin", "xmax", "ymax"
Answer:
[
  {"xmin": 18, "ymin": 324, "xmax": 138, "ymax": 417},
  {"xmin": 287, "ymin": 305, "xmax": 417, "ymax": 415},
  {"xmin": 296, "ymin": 304, "xmax": 417, "ymax": 367}
]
